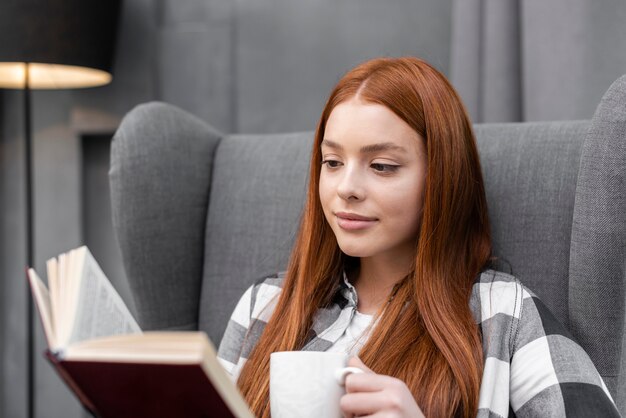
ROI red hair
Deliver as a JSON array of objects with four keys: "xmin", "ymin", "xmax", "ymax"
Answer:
[{"xmin": 237, "ymin": 57, "xmax": 491, "ymax": 417}]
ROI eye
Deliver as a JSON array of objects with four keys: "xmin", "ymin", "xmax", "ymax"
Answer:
[
  {"xmin": 321, "ymin": 159, "xmax": 342, "ymax": 168},
  {"xmin": 371, "ymin": 163, "xmax": 399, "ymax": 173}
]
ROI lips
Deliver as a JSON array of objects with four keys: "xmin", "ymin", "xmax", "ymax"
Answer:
[{"xmin": 334, "ymin": 212, "xmax": 378, "ymax": 231}]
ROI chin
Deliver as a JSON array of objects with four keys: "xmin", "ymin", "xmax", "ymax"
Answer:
[{"xmin": 335, "ymin": 242, "xmax": 373, "ymax": 258}]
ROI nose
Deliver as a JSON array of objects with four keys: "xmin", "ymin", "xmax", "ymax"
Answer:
[{"xmin": 336, "ymin": 164, "xmax": 365, "ymax": 201}]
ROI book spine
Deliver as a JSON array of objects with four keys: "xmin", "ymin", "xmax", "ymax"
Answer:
[{"xmin": 44, "ymin": 350, "xmax": 100, "ymax": 417}]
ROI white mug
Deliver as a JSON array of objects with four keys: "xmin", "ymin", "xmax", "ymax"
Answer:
[{"xmin": 270, "ymin": 351, "xmax": 363, "ymax": 418}]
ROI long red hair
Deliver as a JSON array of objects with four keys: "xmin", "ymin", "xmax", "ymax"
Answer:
[{"xmin": 237, "ymin": 57, "xmax": 491, "ymax": 417}]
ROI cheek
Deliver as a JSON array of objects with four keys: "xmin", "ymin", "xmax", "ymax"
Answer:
[
  {"xmin": 318, "ymin": 176, "xmax": 326, "ymax": 204},
  {"xmin": 383, "ymin": 182, "xmax": 425, "ymax": 229},
  {"xmin": 318, "ymin": 175, "xmax": 333, "ymax": 214}
]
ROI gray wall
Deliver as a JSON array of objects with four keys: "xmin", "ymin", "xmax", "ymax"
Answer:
[{"xmin": 0, "ymin": 0, "xmax": 453, "ymax": 416}]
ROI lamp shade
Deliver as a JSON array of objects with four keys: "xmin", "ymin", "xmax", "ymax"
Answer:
[{"xmin": 0, "ymin": 0, "xmax": 122, "ymax": 89}]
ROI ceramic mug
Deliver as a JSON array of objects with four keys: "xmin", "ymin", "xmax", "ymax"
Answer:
[{"xmin": 270, "ymin": 351, "xmax": 364, "ymax": 418}]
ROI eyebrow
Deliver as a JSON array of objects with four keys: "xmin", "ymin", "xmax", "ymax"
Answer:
[{"xmin": 321, "ymin": 139, "xmax": 407, "ymax": 154}]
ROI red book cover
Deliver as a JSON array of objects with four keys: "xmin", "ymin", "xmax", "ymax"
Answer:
[
  {"xmin": 46, "ymin": 353, "xmax": 239, "ymax": 418},
  {"xmin": 45, "ymin": 351, "xmax": 98, "ymax": 416}
]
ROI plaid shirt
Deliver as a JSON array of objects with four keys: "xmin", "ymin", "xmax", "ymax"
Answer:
[{"xmin": 217, "ymin": 270, "xmax": 620, "ymax": 417}]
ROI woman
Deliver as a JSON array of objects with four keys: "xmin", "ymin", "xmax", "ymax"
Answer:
[{"xmin": 217, "ymin": 57, "xmax": 619, "ymax": 417}]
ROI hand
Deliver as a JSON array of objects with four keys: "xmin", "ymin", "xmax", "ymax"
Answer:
[{"xmin": 340, "ymin": 357, "xmax": 425, "ymax": 418}]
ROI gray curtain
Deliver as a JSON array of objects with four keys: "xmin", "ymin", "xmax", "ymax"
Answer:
[{"xmin": 451, "ymin": 0, "xmax": 626, "ymax": 123}]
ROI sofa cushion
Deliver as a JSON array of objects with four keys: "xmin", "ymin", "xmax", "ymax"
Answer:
[
  {"xmin": 476, "ymin": 120, "xmax": 589, "ymax": 326},
  {"xmin": 198, "ymin": 132, "xmax": 313, "ymax": 342}
]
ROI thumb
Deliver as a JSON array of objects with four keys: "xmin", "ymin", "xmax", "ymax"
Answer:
[{"xmin": 348, "ymin": 356, "xmax": 373, "ymax": 373}]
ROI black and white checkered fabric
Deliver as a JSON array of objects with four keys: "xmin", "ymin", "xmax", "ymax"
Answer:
[{"xmin": 217, "ymin": 270, "xmax": 620, "ymax": 417}]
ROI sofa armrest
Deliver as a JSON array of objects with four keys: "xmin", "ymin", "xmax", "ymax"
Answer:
[
  {"xmin": 570, "ymin": 75, "xmax": 626, "ymax": 411},
  {"xmin": 110, "ymin": 102, "xmax": 222, "ymax": 331}
]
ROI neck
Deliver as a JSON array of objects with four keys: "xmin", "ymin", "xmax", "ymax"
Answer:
[{"xmin": 352, "ymin": 254, "xmax": 412, "ymax": 314}]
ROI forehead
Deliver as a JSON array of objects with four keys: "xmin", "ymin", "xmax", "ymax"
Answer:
[{"xmin": 323, "ymin": 99, "xmax": 421, "ymax": 151}]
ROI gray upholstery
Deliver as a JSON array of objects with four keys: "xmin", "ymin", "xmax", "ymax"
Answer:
[
  {"xmin": 110, "ymin": 103, "xmax": 222, "ymax": 331},
  {"xmin": 476, "ymin": 120, "xmax": 588, "ymax": 325},
  {"xmin": 569, "ymin": 75, "xmax": 626, "ymax": 404},
  {"xmin": 110, "ymin": 76, "xmax": 626, "ymax": 413},
  {"xmin": 198, "ymin": 132, "xmax": 311, "ymax": 338}
]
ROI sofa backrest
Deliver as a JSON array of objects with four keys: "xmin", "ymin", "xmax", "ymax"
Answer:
[
  {"xmin": 475, "ymin": 121, "xmax": 589, "ymax": 325},
  {"xmin": 110, "ymin": 107, "xmax": 593, "ymax": 342},
  {"xmin": 197, "ymin": 121, "xmax": 590, "ymax": 342},
  {"xmin": 197, "ymin": 132, "xmax": 311, "ymax": 340}
]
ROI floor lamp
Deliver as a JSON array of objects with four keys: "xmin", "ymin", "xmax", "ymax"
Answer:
[{"xmin": 0, "ymin": 1, "xmax": 121, "ymax": 417}]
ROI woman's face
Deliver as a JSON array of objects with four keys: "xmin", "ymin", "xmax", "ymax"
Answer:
[{"xmin": 319, "ymin": 98, "xmax": 427, "ymax": 265}]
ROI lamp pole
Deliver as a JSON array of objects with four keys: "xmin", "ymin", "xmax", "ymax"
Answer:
[
  {"xmin": 0, "ymin": 2, "xmax": 122, "ymax": 415},
  {"xmin": 24, "ymin": 62, "xmax": 34, "ymax": 418}
]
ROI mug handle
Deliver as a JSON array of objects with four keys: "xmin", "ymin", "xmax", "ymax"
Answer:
[{"xmin": 334, "ymin": 366, "xmax": 364, "ymax": 386}]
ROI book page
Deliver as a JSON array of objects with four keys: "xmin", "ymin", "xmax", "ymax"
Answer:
[
  {"xmin": 57, "ymin": 253, "xmax": 69, "ymax": 344},
  {"xmin": 65, "ymin": 332, "xmax": 210, "ymax": 362},
  {"xmin": 64, "ymin": 247, "xmax": 141, "ymax": 347},
  {"xmin": 27, "ymin": 268, "xmax": 57, "ymax": 349},
  {"xmin": 46, "ymin": 258, "xmax": 60, "ymax": 337},
  {"xmin": 57, "ymin": 249, "xmax": 84, "ymax": 346}
]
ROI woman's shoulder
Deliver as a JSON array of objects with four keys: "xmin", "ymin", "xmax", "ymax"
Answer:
[
  {"xmin": 470, "ymin": 269, "xmax": 534, "ymax": 325},
  {"xmin": 245, "ymin": 272, "xmax": 286, "ymax": 320},
  {"xmin": 473, "ymin": 268, "xmax": 526, "ymax": 290},
  {"xmin": 472, "ymin": 270, "xmax": 619, "ymax": 416},
  {"xmin": 471, "ymin": 269, "xmax": 590, "ymax": 364},
  {"xmin": 253, "ymin": 271, "xmax": 287, "ymax": 289},
  {"xmin": 469, "ymin": 269, "xmax": 555, "ymax": 352},
  {"xmin": 250, "ymin": 271, "xmax": 285, "ymax": 298}
]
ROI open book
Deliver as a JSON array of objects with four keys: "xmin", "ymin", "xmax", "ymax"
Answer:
[{"xmin": 27, "ymin": 246, "xmax": 253, "ymax": 418}]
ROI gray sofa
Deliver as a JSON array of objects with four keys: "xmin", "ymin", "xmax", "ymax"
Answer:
[{"xmin": 110, "ymin": 75, "xmax": 626, "ymax": 414}]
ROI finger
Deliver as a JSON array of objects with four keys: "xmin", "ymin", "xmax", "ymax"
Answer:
[
  {"xmin": 345, "ymin": 372, "xmax": 396, "ymax": 393},
  {"xmin": 348, "ymin": 356, "xmax": 373, "ymax": 373},
  {"xmin": 340, "ymin": 391, "xmax": 387, "ymax": 416}
]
